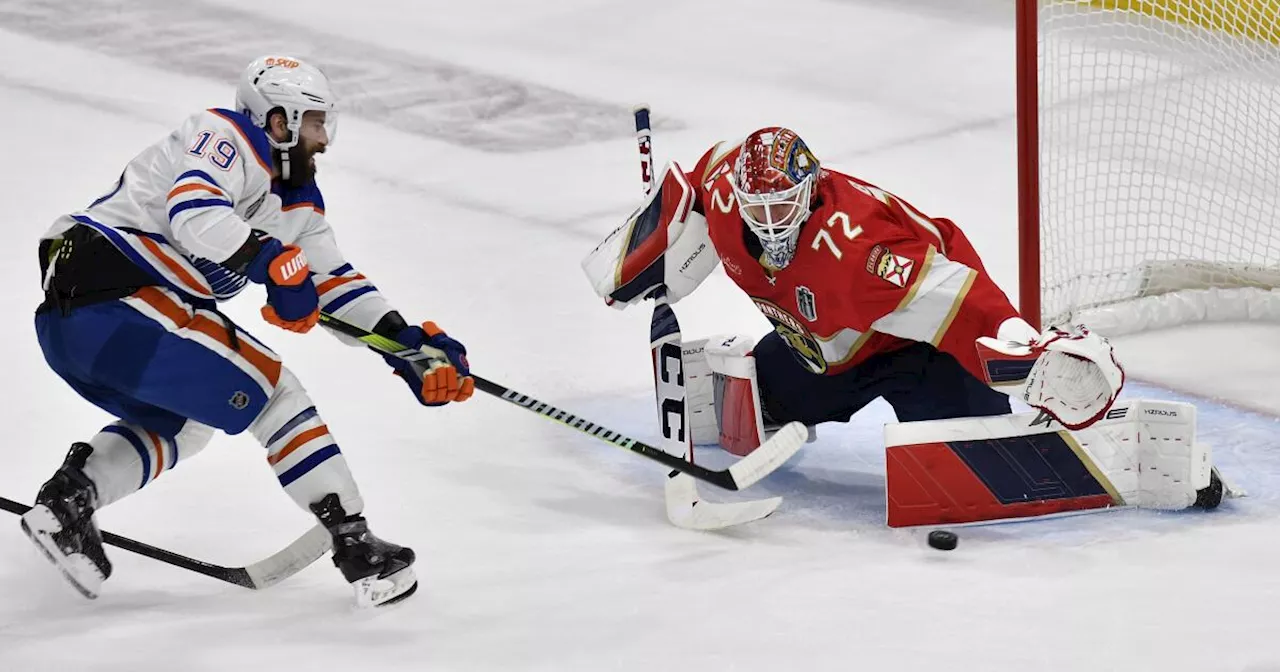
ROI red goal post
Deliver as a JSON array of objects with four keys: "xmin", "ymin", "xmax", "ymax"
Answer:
[{"xmin": 1017, "ymin": 0, "xmax": 1280, "ymax": 334}]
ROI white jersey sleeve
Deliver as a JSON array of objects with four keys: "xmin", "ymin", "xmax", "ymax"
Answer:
[
  {"xmin": 45, "ymin": 108, "xmax": 279, "ymax": 301},
  {"xmin": 45, "ymin": 108, "xmax": 399, "ymax": 334},
  {"xmin": 269, "ymin": 187, "xmax": 396, "ymax": 340},
  {"xmin": 163, "ymin": 109, "xmax": 274, "ymax": 263}
]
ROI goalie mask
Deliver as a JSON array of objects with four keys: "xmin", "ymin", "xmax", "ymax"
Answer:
[{"xmin": 730, "ymin": 127, "xmax": 821, "ymax": 270}]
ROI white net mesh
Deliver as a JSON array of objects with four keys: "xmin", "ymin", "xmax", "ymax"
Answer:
[{"xmin": 1037, "ymin": 0, "xmax": 1280, "ymax": 331}]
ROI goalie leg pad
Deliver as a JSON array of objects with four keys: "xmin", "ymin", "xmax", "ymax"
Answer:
[{"xmin": 883, "ymin": 399, "xmax": 1214, "ymax": 527}]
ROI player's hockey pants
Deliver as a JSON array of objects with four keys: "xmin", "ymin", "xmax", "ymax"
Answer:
[
  {"xmin": 754, "ymin": 330, "xmax": 1011, "ymax": 426},
  {"xmin": 34, "ymin": 286, "xmax": 363, "ymax": 513}
]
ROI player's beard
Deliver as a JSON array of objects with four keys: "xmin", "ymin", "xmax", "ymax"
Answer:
[{"xmin": 278, "ymin": 144, "xmax": 319, "ymax": 188}]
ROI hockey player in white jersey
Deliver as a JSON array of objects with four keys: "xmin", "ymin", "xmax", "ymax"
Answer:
[{"xmin": 23, "ymin": 55, "xmax": 472, "ymax": 607}]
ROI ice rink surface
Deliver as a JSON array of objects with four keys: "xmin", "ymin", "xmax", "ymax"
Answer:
[{"xmin": 1, "ymin": 1, "xmax": 1278, "ymax": 669}]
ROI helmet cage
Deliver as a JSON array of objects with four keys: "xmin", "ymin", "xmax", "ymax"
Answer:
[{"xmin": 731, "ymin": 171, "xmax": 816, "ymax": 269}]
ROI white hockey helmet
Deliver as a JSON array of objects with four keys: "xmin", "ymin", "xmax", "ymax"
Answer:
[{"xmin": 235, "ymin": 55, "xmax": 338, "ymax": 151}]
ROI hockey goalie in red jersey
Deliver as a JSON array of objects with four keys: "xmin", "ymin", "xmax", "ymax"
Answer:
[{"xmin": 583, "ymin": 126, "xmax": 1127, "ymax": 455}]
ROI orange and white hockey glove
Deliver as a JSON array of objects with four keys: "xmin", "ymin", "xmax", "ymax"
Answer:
[
  {"xmin": 385, "ymin": 321, "xmax": 474, "ymax": 406},
  {"xmin": 243, "ymin": 237, "xmax": 320, "ymax": 333}
]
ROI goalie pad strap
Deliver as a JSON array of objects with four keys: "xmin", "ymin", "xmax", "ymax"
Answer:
[{"xmin": 705, "ymin": 335, "xmax": 766, "ymax": 456}]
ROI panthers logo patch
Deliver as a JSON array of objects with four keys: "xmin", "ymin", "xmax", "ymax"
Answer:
[{"xmin": 752, "ymin": 298, "xmax": 827, "ymax": 374}]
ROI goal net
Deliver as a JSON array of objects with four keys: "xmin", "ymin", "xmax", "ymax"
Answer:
[{"xmin": 1024, "ymin": 0, "xmax": 1280, "ymax": 335}]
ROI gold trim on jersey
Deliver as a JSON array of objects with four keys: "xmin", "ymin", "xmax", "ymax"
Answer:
[
  {"xmin": 891, "ymin": 246, "xmax": 936, "ymax": 314},
  {"xmin": 752, "ymin": 297, "xmax": 879, "ymax": 373},
  {"xmin": 845, "ymin": 179, "xmax": 946, "ymax": 254},
  {"xmin": 818, "ymin": 327, "xmax": 876, "ymax": 368},
  {"xmin": 930, "ymin": 268, "xmax": 978, "ymax": 346}
]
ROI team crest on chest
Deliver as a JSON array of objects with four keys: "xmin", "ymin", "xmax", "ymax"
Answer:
[
  {"xmin": 795, "ymin": 285, "xmax": 817, "ymax": 322},
  {"xmin": 751, "ymin": 297, "xmax": 827, "ymax": 374}
]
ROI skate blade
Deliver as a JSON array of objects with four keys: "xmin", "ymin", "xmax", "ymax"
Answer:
[
  {"xmin": 352, "ymin": 565, "xmax": 418, "ymax": 608},
  {"xmin": 20, "ymin": 505, "xmax": 105, "ymax": 600}
]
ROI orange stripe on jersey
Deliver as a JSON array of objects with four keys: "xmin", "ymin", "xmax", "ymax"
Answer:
[
  {"xmin": 137, "ymin": 237, "xmax": 210, "ymax": 297},
  {"xmin": 282, "ymin": 202, "xmax": 324, "ymax": 215},
  {"xmin": 132, "ymin": 287, "xmax": 194, "ymax": 327},
  {"xmin": 315, "ymin": 273, "xmax": 366, "ymax": 295},
  {"xmin": 146, "ymin": 431, "xmax": 165, "ymax": 480},
  {"xmin": 187, "ymin": 315, "xmax": 282, "ymax": 387},
  {"xmin": 168, "ymin": 183, "xmax": 225, "ymax": 200},
  {"xmin": 267, "ymin": 425, "xmax": 331, "ymax": 466}
]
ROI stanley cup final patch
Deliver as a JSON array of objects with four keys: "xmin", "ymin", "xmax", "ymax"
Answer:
[
  {"xmin": 796, "ymin": 285, "xmax": 818, "ymax": 322},
  {"xmin": 875, "ymin": 250, "xmax": 915, "ymax": 288}
]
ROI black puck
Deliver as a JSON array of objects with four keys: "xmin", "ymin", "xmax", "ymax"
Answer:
[{"xmin": 927, "ymin": 530, "xmax": 958, "ymax": 551}]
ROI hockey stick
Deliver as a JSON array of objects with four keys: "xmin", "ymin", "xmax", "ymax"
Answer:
[
  {"xmin": 652, "ymin": 301, "xmax": 783, "ymax": 529},
  {"xmin": 317, "ymin": 311, "xmax": 806, "ymax": 491},
  {"xmin": 0, "ymin": 496, "xmax": 330, "ymax": 590},
  {"xmin": 633, "ymin": 105, "xmax": 783, "ymax": 528}
]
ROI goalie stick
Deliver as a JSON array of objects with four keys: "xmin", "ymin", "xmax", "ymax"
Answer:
[
  {"xmin": 0, "ymin": 496, "xmax": 330, "ymax": 590},
  {"xmin": 652, "ymin": 299, "xmax": 783, "ymax": 529},
  {"xmin": 633, "ymin": 105, "xmax": 784, "ymax": 529},
  {"xmin": 317, "ymin": 311, "xmax": 806, "ymax": 492}
]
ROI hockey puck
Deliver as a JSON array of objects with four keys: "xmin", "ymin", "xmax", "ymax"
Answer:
[{"xmin": 927, "ymin": 530, "xmax": 958, "ymax": 551}]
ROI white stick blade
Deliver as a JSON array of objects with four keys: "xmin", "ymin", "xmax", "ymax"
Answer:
[
  {"xmin": 727, "ymin": 421, "xmax": 807, "ymax": 489},
  {"xmin": 244, "ymin": 525, "xmax": 332, "ymax": 589},
  {"xmin": 664, "ymin": 473, "xmax": 782, "ymax": 530}
]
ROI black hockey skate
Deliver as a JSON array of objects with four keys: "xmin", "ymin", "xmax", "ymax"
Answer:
[
  {"xmin": 21, "ymin": 443, "xmax": 112, "ymax": 599},
  {"xmin": 310, "ymin": 493, "xmax": 417, "ymax": 607}
]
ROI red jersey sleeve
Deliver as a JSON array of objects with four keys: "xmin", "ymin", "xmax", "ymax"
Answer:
[
  {"xmin": 685, "ymin": 141, "xmax": 740, "ymax": 217},
  {"xmin": 852, "ymin": 233, "xmax": 1018, "ymax": 378}
]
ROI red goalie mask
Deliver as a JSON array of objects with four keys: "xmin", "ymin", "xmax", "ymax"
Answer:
[{"xmin": 731, "ymin": 127, "xmax": 821, "ymax": 269}]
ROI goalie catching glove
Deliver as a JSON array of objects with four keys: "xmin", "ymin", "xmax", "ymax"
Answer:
[{"xmin": 976, "ymin": 319, "xmax": 1124, "ymax": 430}]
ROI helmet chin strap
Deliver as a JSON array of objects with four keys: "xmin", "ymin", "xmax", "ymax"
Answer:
[{"xmin": 278, "ymin": 146, "xmax": 292, "ymax": 182}]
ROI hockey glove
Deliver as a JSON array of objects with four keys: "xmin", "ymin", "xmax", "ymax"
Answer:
[
  {"xmin": 385, "ymin": 321, "xmax": 475, "ymax": 405},
  {"xmin": 976, "ymin": 322, "xmax": 1124, "ymax": 430},
  {"xmin": 244, "ymin": 237, "xmax": 320, "ymax": 333}
]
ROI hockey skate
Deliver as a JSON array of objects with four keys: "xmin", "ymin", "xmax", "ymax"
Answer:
[
  {"xmin": 310, "ymin": 494, "xmax": 417, "ymax": 608},
  {"xmin": 21, "ymin": 443, "xmax": 112, "ymax": 599}
]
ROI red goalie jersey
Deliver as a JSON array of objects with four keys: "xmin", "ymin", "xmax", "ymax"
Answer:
[{"xmin": 686, "ymin": 140, "xmax": 1020, "ymax": 380}]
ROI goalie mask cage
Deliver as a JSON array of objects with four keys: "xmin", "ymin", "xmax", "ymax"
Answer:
[{"xmin": 1018, "ymin": 0, "xmax": 1280, "ymax": 334}]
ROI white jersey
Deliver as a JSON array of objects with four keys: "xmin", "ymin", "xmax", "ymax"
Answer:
[{"xmin": 44, "ymin": 108, "xmax": 392, "ymax": 331}]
